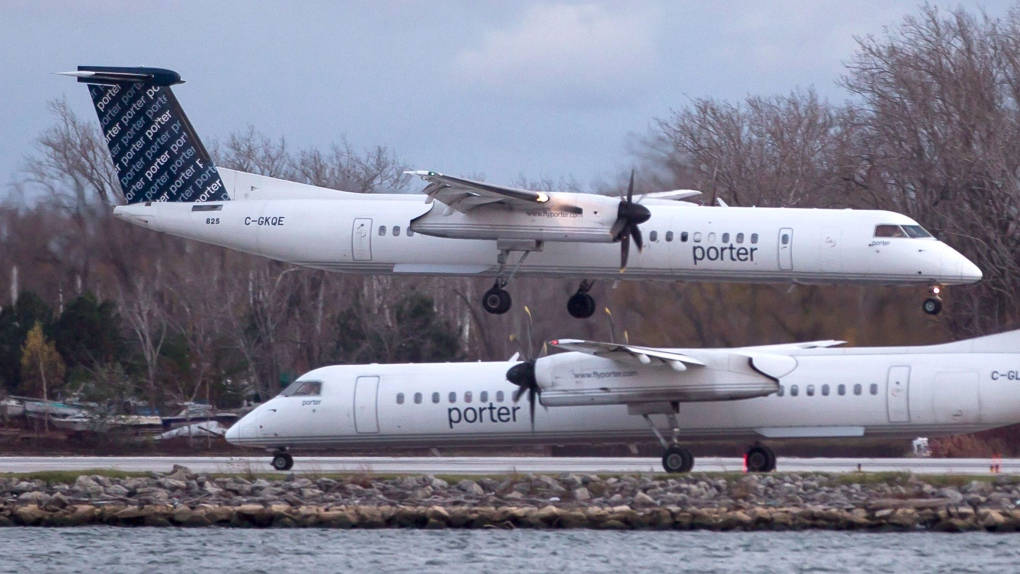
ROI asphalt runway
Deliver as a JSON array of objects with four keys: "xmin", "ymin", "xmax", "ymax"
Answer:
[{"xmin": 1, "ymin": 456, "xmax": 1017, "ymax": 475}]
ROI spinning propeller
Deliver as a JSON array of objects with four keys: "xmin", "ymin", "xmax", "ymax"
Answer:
[
  {"xmin": 506, "ymin": 306, "xmax": 546, "ymax": 431},
  {"xmin": 609, "ymin": 170, "xmax": 651, "ymax": 271}
]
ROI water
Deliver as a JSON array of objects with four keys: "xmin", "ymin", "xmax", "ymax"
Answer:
[{"xmin": 3, "ymin": 528, "xmax": 1019, "ymax": 573}]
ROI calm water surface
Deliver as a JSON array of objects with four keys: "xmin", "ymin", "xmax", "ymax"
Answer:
[{"xmin": 4, "ymin": 528, "xmax": 1019, "ymax": 573}]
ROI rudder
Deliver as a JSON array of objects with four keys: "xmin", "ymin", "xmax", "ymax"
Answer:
[{"xmin": 65, "ymin": 66, "xmax": 228, "ymax": 204}]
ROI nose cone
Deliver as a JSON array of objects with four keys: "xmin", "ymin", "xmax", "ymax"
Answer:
[
  {"xmin": 224, "ymin": 413, "xmax": 255, "ymax": 445},
  {"xmin": 960, "ymin": 258, "xmax": 983, "ymax": 283}
]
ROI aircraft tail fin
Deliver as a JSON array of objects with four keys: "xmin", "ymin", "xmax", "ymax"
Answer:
[{"xmin": 61, "ymin": 66, "xmax": 228, "ymax": 204}]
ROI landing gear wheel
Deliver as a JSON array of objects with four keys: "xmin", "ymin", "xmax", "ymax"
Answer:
[
  {"xmin": 662, "ymin": 445, "xmax": 694, "ymax": 473},
  {"xmin": 567, "ymin": 293, "xmax": 596, "ymax": 318},
  {"xmin": 271, "ymin": 452, "xmax": 294, "ymax": 471},
  {"xmin": 922, "ymin": 297, "xmax": 943, "ymax": 315},
  {"xmin": 745, "ymin": 445, "xmax": 775, "ymax": 473},
  {"xmin": 482, "ymin": 286, "xmax": 512, "ymax": 314}
]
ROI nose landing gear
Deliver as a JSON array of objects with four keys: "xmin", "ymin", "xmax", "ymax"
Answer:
[{"xmin": 923, "ymin": 285, "xmax": 943, "ymax": 315}]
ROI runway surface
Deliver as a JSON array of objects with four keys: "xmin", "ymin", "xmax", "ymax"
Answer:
[{"xmin": 1, "ymin": 456, "xmax": 1017, "ymax": 475}]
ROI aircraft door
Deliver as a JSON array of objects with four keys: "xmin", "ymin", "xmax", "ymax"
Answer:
[
  {"xmin": 887, "ymin": 366, "xmax": 910, "ymax": 423},
  {"xmin": 353, "ymin": 375, "xmax": 380, "ymax": 433},
  {"xmin": 778, "ymin": 228, "xmax": 793, "ymax": 270},
  {"xmin": 352, "ymin": 218, "xmax": 372, "ymax": 261}
]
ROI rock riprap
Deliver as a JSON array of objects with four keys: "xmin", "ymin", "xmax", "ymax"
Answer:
[{"xmin": 1, "ymin": 465, "xmax": 1018, "ymax": 530}]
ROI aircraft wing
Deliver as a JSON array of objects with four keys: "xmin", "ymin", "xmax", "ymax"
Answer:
[
  {"xmin": 406, "ymin": 170, "xmax": 583, "ymax": 214},
  {"xmin": 740, "ymin": 340, "xmax": 846, "ymax": 352},
  {"xmin": 549, "ymin": 339, "xmax": 706, "ymax": 372}
]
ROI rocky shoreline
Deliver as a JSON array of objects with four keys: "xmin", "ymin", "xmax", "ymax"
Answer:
[{"xmin": 3, "ymin": 466, "xmax": 1020, "ymax": 530}]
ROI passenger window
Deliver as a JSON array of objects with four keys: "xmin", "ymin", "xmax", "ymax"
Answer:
[
  {"xmin": 496, "ymin": 391, "xmax": 505, "ymax": 402},
  {"xmin": 806, "ymin": 384, "xmax": 815, "ymax": 397},
  {"xmin": 432, "ymin": 392, "xmax": 440, "ymax": 404},
  {"xmin": 396, "ymin": 393, "xmax": 404, "ymax": 405},
  {"xmin": 378, "ymin": 225, "xmax": 387, "ymax": 236},
  {"xmin": 750, "ymin": 233, "xmax": 759, "ymax": 244},
  {"xmin": 854, "ymin": 384, "xmax": 862, "ymax": 396},
  {"xmin": 650, "ymin": 230, "xmax": 658, "ymax": 242},
  {"xmin": 693, "ymin": 232, "xmax": 702, "ymax": 243},
  {"xmin": 790, "ymin": 384, "xmax": 799, "ymax": 397},
  {"xmin": 414, "ymin": 392, "xmax": 422, "ymax": 404},
  {"xmin": 480, "ymin": 391, "xmax": 488, "ymax": 402},
  {"xmin": 874, "ymin": 224, "xmax": 906, "ymax": 238},
  {"xmin": 407, "ymin": 227, "xmax": 415, "ymax": 237},
  {"xmin": 821, "ymin": 384, "xmax": 829, "ymax": 396},
  {"xmin": 870, "ymin": 383, "xmax": 879, "ymax": 395},
  {"xmin": 464, "ymin": 391, "xmax": 472, "ymax": 403},
  {"xmin": 681, "ymin": 232, "xmax": 689, "ymax": 242},
  {"xmin": 393, "ymin": 226, "xmax": 401, "ymax": 236},
  {"xmin": 708, "ymin": 232, "xmax": 717, "ymax": 243},
  {"xmin": 736, "ymin": 233, "xmax": 744, "ymax": 244},
  {"xmin": 838, "ymin": 384, "xmax": 846, "ymax": 396},
  {"xmin": 722, "ymin": 232, "xmax": 730, "ymax": 243},
  {"xmin": 666, "ymin": 231, "xmax": 674, "ymax": 242},
  {"xmin": 448, "ymin": 392, "xmax": 456, "ymax": 403},
  {"xmin": 781, "ymin": 234, "xmax": 789, "ymax": 245},
  {"xmin": 777, "ymin": 385, "xmax": 785, "ymax": 397},
  {"xmin": 282, "ymin": 380, "xmax": 322, "ymax": 397}
]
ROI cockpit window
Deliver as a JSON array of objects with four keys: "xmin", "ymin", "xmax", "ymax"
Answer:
[
  {"xmin": 902, "ymin": 225, "xmax": 932, "ymax": 238},
  {"xmin": 874, "ymin": 224, "xmax": 907, "ymax": 238},
  {"xmin": 279, "ymin": 380, "xmax": 322, "ymax": 397}
]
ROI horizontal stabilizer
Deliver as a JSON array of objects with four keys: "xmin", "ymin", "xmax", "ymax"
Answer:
[{"xmin": 59, "ymin": 66, "xmax": 183, "ymax": 86}]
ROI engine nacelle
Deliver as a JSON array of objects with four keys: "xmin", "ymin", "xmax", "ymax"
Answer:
[
  {"xmin": 410, "ymin": 193, "xmax": 623, "ymax": 243},
  {"xmin": 534, "ymin": 351, "xmax": 781, "ymax": 407}
]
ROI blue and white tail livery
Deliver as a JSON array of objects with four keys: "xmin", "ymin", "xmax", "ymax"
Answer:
[{"xmin": 62, "ymin": 66, "xmax": 227, "ymax": 204}]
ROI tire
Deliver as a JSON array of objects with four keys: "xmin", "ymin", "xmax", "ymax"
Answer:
[
  {"xmin": 483, "ymin": 287, "xmax": 511, "ymax": 314},
  {"xmin": 922, "ymin": 297, "xmax": 942, "ymax": 315},
  {"xmin": 745, "ymin": 445, "xmax": 774, "ymax": 473},
  {"xmin": 271, "ymin": 453, "xmax": 294, "ymax": 471},
  {"xmin": 662, "ymin": 445, "xmax": 694, "ymax": 473},
  {"xmin": 567, "ymin": 293, "xmax": 596, "ymax": 318}
]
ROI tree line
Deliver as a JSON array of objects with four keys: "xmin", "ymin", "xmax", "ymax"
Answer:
[{"xmin": 1, "ymin": 5, "xmax": 1018, "ymax": 420}]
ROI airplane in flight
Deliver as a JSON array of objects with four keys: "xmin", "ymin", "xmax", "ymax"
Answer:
[
  {"xmin": 225, "ymin": 328, "xmax": 1020, "ymax": 473},
  {"xmin": 64, "ymin": 66, "xmax": 982, "ymax": 317}
]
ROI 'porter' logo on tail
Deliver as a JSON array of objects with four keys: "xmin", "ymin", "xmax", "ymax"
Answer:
[{"xmin": 67, "ymin": 66, "xmax": 228, "ymax": 205}]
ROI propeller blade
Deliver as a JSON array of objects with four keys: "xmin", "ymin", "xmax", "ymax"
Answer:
[
  {"xmin": 513, "ymin": 386, "xmax": 525, "ymax": 402},
  {"xmin": 620, "ymin": 235, "xmax": 630, "ymax": 270},
  {"xmin": 631, "ymin": 223, "xmax": 643, "ymax": 252},
  {"xmin": 609, "ymin": 217, "xmax": 627, "ymax": 240},
  {"xmin": 528, "ymin": 387, "xmax": 536, "ymax": 431},
  {"xmin": 627, "ymin": 169, "xmax": 635, "ymax": 203}
]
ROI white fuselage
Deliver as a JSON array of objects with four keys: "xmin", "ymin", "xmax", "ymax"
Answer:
[
  {"xmin": 225, "ymin": 332, "xmax": 1020, "ymax": 451},
  {"xmin": 114, "ymin": 170, "xmax": 981, "ymax": 286}
]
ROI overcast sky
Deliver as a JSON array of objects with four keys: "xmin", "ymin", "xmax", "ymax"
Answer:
[{"xmin": 2, "ymin": 0, "xmax": 1015, "ymax": 197}]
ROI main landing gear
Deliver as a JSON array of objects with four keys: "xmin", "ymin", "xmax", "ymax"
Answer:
[
  {"xmin": 922, "ymin": 285, "xmax": 943, "ymax": 315},
  {"xmin": 744, "ymin": 443, "xmax": 776, "ymax": 473},
  {"xmin": 271, "ymin": 450, "xmax": 294, "ymax": 471},
  {"xmin": 642, "ymin": 406, "xmax": 695, "ymax": 473},
  {"xmin": 566, "ymin": 280, "xmax": 597, "ymax": 319},
  {"xmin": 479, "ymin": 241, "xmax": 601, "ymax": 319}
]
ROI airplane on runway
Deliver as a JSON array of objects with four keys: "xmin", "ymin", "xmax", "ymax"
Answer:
[
  {"xmin": 64, "ymin": 66, "xmax": 981, "ymax": 318},
  {"xmin": 225, "ymin": 329, "xmax": 1020, "ymax": 473}
]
